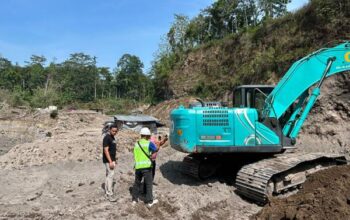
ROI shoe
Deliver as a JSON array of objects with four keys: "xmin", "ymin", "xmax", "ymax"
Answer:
[
  {"xmin": 147, "ymin": 199, "xmax": 159, "ymax": 208},
  {"xmin": 109, "ymin": 197, "xmax": 118, "ymax": 202},
  {"xmin": 104, "ymin": 194, "xmax": 109, "ymax": 200},
  {"xmin": 106, "ymin": 195, "xmax": 117, "ymax": 202}
]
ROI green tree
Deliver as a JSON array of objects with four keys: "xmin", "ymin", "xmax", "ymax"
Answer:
[
  {"xmin": 149, "ymin": 53, "xmax": 176, "ymax": 102},
  {"xmin": 258, "ymin": 0, "xmax": 291, "ymax": 19},
  {"xmin": 57, "ymin": 53, "xmax": 98, "ymax": 102},
  {"xmin": 167, "ymin": 14, "xmax": 191, "ymax": 52},
  {"xmin": 0, "ymin": 57, "xmax": 19, "ymax": 90},
  {"xmin": 236, "ymin": 0, "xmax": 258, "ymax": 28},
  {"xmin": 115, "ymin": 54, "xmax": 149, "ymax": 101},
  {"xmin": 27, "ymin": 55, "xmax": 47, "ymax": 92},
  {"xmin": 98, "ymin": 67, "xmax": 113, "ymax": 98},
  {"xmin": 185, "ymin": 14, "xmax": 208, "ymax": 46}
]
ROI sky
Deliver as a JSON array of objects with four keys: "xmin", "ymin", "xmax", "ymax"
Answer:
[{"xmin": 0, "ymin": 0, "xmax": 309, "ymax": 72}]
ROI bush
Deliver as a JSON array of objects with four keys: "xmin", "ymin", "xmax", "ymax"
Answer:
[
  {"xmin": 7, "ymin": 86, "xmax": 30, "ymax": 107},
  {"xmin": 0, "ymin": 89, "xmax": 11, "ymax": 103},
  {"xmin": 102, "ymin": 98, "xmax": 139, "ymax": 115},
  {"xmin": 30, "ymin": 87, "xmax": 62, "ymax": 108},
  {"xmin": 78, "ymin": 98, "xmax": 140, "ymax": 115}
]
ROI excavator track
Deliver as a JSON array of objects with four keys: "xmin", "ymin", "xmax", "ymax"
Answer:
[
  {"xmin": 235, "ymin": 152, "xmax": 347, "ymax": 204},
  {"xmin": 181, "ymin": 155, "xmax": 201, "ymax": 179},
  {"xmin": 180, "ymin": 155, "xmax": 219, "ymax": 180}
]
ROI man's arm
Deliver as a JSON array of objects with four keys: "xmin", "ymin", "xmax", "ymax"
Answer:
[
  {"xmin": 104, "ymin": 146, "xmax": 115, "ymax": 169},
  {"xmin": 159, "ymin": 136, "xmax": 168, "ymax": 147},
  {"xmin": 149, "ymin": 141, "xmax": 158, "ymax": 153}
]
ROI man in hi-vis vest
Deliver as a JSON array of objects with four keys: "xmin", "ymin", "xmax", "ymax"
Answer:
[{"xmin": 132, "ymin": 127, "xmax": 159, "ymax": 208}]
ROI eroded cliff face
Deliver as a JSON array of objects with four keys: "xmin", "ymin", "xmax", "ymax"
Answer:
[
  {"xmin": 0, "ymin": 105, "xmax": 45, "ymax": 156},
  {"xmin": 167, "ymin": 1, "xmax": 350, "ymax": 100},
  {"xmin": 296, "ymin": 73, "xmax": 350, "ymax": 153}
]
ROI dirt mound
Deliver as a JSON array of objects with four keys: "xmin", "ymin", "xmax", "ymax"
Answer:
[
  {"xmin": 253, "ymin": 164, "xmax": 350, "ymax": 220},
  {"xmin": 0, "ymin": 102, "xmax": 30, "ymax": 120},
  {"xmin": 0, "ymin": 110, "xmax": 140, "ymax": 170},
  {"xmin": 144, "ymin": 97, "xmax": 195, "ymax": 126}
]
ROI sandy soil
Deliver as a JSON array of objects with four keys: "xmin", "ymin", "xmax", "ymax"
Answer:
[
  {"xmin": 0, "ymin": 109, "xmax": 260, "ymax": 220},
  {"xmin": 0, "ymin": 73, "xmax": 349, "ymax": 219}
]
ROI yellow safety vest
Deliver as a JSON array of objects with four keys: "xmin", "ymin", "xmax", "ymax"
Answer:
[{"xmin": 133, "ymin": 139, "xmax": 152, "ymax": 170}]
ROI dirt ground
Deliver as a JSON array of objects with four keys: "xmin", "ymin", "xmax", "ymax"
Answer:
[
  {"xmin": 0, "ymin": 108, "xmax": 260, "ymax": 220},
  {"xmin": 252, "ymin": 164, "xmax": 350, "ymax": 220},
  {"xmin": 0, "ymin": 74, "xmax": 349, "ymax": 219}
]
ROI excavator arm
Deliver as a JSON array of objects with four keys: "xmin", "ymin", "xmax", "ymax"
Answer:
[{"xmin": 262, "ymin": 42, "xmax": 350, "ymax": 139}]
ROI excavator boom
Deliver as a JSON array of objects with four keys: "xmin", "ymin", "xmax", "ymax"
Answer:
[{"xmin": 263, "ymin": 42, "xmax": 350, "ymax": 139}]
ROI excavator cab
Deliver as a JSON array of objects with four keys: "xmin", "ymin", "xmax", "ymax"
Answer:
[{"xmin": 233, "ymin": 85, "xmax": 274, "ymax": 119}]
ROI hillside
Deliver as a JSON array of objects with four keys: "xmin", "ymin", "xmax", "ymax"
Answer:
[
  {"xmin": 145, "ymin": 0, "xmax": 350, "ymax": 153},
  {"xmin": 167, "ymin": 0, "xmax": 350, "ymax": 99}
]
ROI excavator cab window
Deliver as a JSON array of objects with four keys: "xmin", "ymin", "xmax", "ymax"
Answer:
[
  {"xmin": 233, "ymin": 85, "xmax": 278, "ymax": 120},
  {"xmin": 233, "ymin": 86, "xmax": 274, "ymax": 108},
  {"xmin": 254, "ymin": 92, "xmax": 266, "ymax": 119},
  {"xmin": 233, "ymin": 89, "xmax": 243, "ymax": 107}
]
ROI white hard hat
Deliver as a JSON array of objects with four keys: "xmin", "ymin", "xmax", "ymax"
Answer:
[{"xmin": 140, "ymin": 127, "xmax": 151, "ymax": 136}]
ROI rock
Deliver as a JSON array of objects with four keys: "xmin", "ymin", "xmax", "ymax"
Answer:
[{"xmin": 27, "ymin": 191, "xmax": 43, "ymax": 201}]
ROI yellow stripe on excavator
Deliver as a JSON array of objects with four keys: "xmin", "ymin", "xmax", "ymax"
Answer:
[{"xmin": 345, "ymin": 52, "xmax": 350, "ymax": 62}]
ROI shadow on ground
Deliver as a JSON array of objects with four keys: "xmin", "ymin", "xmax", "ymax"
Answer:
[{"xmin": 159, "ymin": 161, "xmax": 205, "ymax": 186}]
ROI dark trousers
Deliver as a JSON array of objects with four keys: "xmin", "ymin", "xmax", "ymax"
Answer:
[
  {"xmin": 132, "ymin": 168, "xmax": 153, "ymax": 203},
  {"xmin": 152, "ymin": 160, "xmax": 156, "ymax": 179}
]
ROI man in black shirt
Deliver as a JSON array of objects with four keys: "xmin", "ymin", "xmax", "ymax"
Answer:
[{"xmin": 103, "ymin": 125, "xmax": 118, "ymax": 202}]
